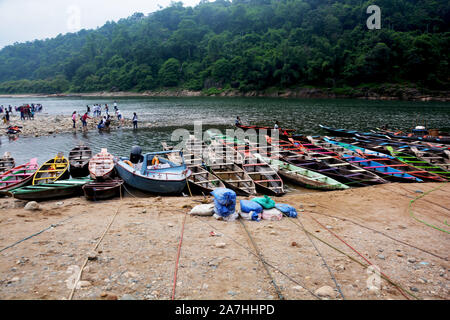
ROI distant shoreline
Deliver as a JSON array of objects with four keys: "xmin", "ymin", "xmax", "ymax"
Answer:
[{"xmin": 0, "ymin": 86, "xmax": 449, "ymax": 102}]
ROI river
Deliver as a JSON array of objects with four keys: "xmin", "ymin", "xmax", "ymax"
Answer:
[{"xmin": 0, "ymin": 96, "xmax": 449, "ymax": 164}]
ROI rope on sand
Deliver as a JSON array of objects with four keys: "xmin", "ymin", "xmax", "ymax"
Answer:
[
  {"xmin": 294, "ymin": 215, "xmax": 345, "ymax": 300},
  {"xmin": 313, "ymin": 205, "xmax": 448, "ymax": 261},
  {"xmin": 171, "ymin": 211, "xmax": 188, "ymax": 300},
  {"xmin": 239, "ymin": 219, "xmax": 285, "ymax": 300},
  {"xmin": 190, "ymin": 214, "xmax": 320, "ymax": 299},
  {"xmin": 68, "ymin": 186, "xmax": 123, "ymax": 300},
  {"xmin": 304, "ymin": 212, "xmax": 418, "ymax": 300},
  {"xmin": 0, "ymin": 214, "xmax": 80, "ymax": 253},
  {"xmin": 407, "ymin": 182, "xmax": 449, "ymax": 234}
]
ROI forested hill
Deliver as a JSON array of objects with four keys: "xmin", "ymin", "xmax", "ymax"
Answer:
[{"xmin": 0, "ymin": 0, "xmax": 449, "ymax": 94}]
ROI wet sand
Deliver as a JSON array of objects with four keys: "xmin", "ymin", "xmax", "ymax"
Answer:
[{"xmin": 0, "ymin": 182, "xmax": 448, "ymax": 300}]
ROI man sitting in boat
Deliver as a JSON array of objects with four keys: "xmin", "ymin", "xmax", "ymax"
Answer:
[
  {"xmin": 274, "ymin": 121, "xmax": 279, "ymax": 129},
  {"xmin": 235, "ymin": 116, "xmax": 241, "ymax": 126}
]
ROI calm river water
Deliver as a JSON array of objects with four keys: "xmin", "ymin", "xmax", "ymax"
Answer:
[{"xmin": 0, "ymin": 96, "xmax": 449, "ymax": 165}]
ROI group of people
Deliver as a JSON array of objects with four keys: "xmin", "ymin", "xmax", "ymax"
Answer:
[
  {"xmin": 72, "ymin": 101, "xmax": 139, "ymax": 132},
  {"xmin": 0, "ymin": 103, "xmax": 43, "ymax": 124}
]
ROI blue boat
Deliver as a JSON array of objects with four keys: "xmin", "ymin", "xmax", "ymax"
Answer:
[
  {"xmin": 115, "ymin": 149, "xmax": 191, "ymax": 195},
  {"xmin": 322, "ymin": 138, "xmax": 423, "ymax": 183}
]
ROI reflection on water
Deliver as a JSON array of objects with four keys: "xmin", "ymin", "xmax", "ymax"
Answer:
[{"xmin": 0, "ymin": 96, "xmax": 449, "ymax": 165}]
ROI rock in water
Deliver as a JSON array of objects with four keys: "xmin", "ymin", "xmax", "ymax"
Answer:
[
  {"xmin": 24, "ymin": 201, "xmax": 39, "ymax": 211},
  {"xmin": 314, "ymin": 286, "xmax": 335, "ymax": 298}
]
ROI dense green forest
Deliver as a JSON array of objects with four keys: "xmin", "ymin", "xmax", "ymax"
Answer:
[{"xmin": 0, "ymin": 0, "xmax": 448, "ymax": 94}]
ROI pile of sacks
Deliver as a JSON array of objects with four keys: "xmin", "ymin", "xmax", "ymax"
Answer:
[{"xmin": 189, "ymin": 188, "xmax": 297, "ymax": 222}]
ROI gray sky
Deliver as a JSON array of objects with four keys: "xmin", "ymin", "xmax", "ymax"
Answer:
[{"xmin": 0, "ymin": 0, "xmax": 203, "ymax": 49}]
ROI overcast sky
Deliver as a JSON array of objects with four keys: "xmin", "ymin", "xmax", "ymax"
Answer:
[{"xmin": 0, "ymin": 0, "xmax": 203, "ymax": 49}]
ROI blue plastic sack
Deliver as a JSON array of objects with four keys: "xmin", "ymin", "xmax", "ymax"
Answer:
[
  {"xmin": 211, "ymin": 188, "xmax": 236, "ymax": 217},
  {"xmin": 275, "ymin": 203, "xmax": 298, "ymax": 218},
  {"xmin": 240, "ymin": 200, "xmax": 263, "ymax": 214}
]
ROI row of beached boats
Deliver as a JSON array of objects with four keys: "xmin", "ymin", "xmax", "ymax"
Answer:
[{"xmin": 0, "ymin": 124, "xmax": 448, "ymax": 201}]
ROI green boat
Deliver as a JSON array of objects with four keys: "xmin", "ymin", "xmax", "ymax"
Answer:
[
  {"xmin": 254, "ymin": 154, "xmax": 349, "ymax": 191},
  {"xmin": 386, "ymin": 146, "xmax": 450, "ymax": 180},
  {"xmin": 8, "ymin": 178, "xmax": 92, "ymax": 201}
]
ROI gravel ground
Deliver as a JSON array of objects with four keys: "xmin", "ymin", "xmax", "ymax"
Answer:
[{"xmin": 0, "ymin": 182, "xmax": 448, "ymax": 300}]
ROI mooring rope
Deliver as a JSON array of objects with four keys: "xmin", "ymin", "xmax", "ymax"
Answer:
[
  {"xmin": 171, "ymin": 211, "xmax": 188, "ymax": 300},
  {"xmin": 0, "ymin": 214, "xmax": 81, "ymax": 253},
  {"xmin": 68, "ymin": 185, "xmax": 123, "ymax": 300},
  {"xmin": 310, "ymin": 208, "xmax": 447, "ymax": 261},
  {"xmin": 239, "ymin": 219, "xmax": 285, "ymax": 300},
  {"xmin": 304, "ymin": 212, "xmax": 417, "ymax": 300},
  {"xmin": 294, "ymin": 215, "xmax": 345, "ymax": 300},
  {"xmin": 407, "ymin": 182, "xmax": 449, "ymax": 234},
  {"xmin": 190, "ymin": 214, "xmax": 320, "ymax": 299}
]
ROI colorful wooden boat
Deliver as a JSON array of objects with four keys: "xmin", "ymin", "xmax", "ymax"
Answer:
[
  {"xmin": 69, "ymin": 144, "xmax": 93, "ymax": 178},
  {"xmin": 211, "ymin": 135, "xmax": 285, "ymax": 196},
  {"xmin": 89, "ymin": 148, "xmax": 115, "ymax": 180},
  {"xmin": 383, "ymin": 146, "xmax": 449, "ymax": 181},
  {"xmin": 161, "ymin": 140, "xmax": 225, "ymax": 195},
  {"xmin": 267, "ymin": 136, "xmax": 387, "ymax": 186},
  {"xmin": 409, "ymin": 147, "xmax": 450, "ymax": 179},
  {"xmin": 32, "ymin": 153, "xmax": 70, "ymax": 185},
  {"xmin": 376, "ymin": 128, "xmax": 450, "ymax": 144},
  {"xmin": 0, "ymin": 152, "xmax": 15, "ymax": 174},
  {"xmin": 254, "ymin": 153, "xmax": 349, "ymax": 191},
  {"xmin": 0, "ymin": 158, "xmax": 39, "ymax": 195},
  {"xmin": 236, "ymin": 124, "xmax": 295, "ymax": 140},
  {"xmin": 83, "ymin": 179, "xmax": 124, "ymax": 201},
  {"xmin": 320, "ymin": 138, "xmax": 426, "ymax": 183},
  {"xmin": 115, "ymin": 150, "xmax": 191, "ymax": 195},
  {"xmin": 9, "ymin": 178, "xmax": 91, "ymax": 201}
]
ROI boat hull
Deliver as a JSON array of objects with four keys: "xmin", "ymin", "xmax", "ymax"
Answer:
[
  {"xmin": 115, "ymin": 161, "xmax": 188, "ymax": 195},
  {"xmin": 83, "ymin": 179, "xmax": 124, "ymax": 200}
]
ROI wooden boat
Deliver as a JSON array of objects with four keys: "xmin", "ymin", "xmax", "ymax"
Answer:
[
  {"xmin": 203, "ymin": 141, "xmax": 256, "ymax": 196},
  {"xmin": 327, "ymin": 136, "xmax": 450, "ymax": 180},
  {"xmin": 115, "ymin": 150, "xmax": 191, "ymax": 195},
  {"xmin": 254, "ymin": 153, "xmax": 349, "ymax": 191},
  {"xmin": 384, "ymin": 146, "xmax": 449, "ymax": 181},
  {"xmin": 267, "ymin": 136, "xmax": 387, "ymax": 187},
  {"xmin": 0, "ymin": 152, "xmax": 15, "ymax": 174},
  {"xmin": 376, "ymin": 128, "xmax": 450, "ymax": 144},
  {"xmin": 0, "ymin": 158, "xmax": 39, "ymax": 195},
  {"xmin": 410, "ymin": 147, "xmax": 450, "ymax": 178},
  {"xmin": 32, "ymin": 153, "xmax": 70, "ymax": 185},
  {"xmin": 161, "ymin": 140, "xmax": 225, "ymax": 195},
  {"xmin": 320, "ymin": 124, "xmax": 450, "ymax": 145},
  {"xmin": 83, "ymin": 179, "xmax": 124, "ymax": 201},
  {"xmin": 89, "ymin": 148, "xmax": 115, "ymax": 180},
  {"xmin": 208, "ymin": 162, "xmax": 256, "ymax": 196},
  {"xmin": 236, "ymin": 124, "xmax": 296, "ymax": 139},
  {"xmin": 9, "ymin": 178, "xmax": 91, "ymax": 201},
  {"xmin": 319, "ymin": 138, "xmax": 426, "ymax": 183},
  {"xmin": 69, "ymin": 144, "xmax": 93, "ymax": 178},
  {"xmin": 211, "ymin": 135, "xmax": 285, "ymax": 196}
]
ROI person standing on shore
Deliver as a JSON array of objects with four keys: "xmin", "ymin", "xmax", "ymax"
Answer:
[
  {"xmin": 132, "ymin": 112, "xmax": 138, "ymax": 130},
  {"xmin": 72, "ymin": 111, "xmax": 77, "ymax": 128},
  {"xmin": 81, "ymin": 112, "xmax": 91, "ymax": 132},
  {"xmin": 5, "ymin": 110, "xmax": 10, "ymax": 125},
  {"xmin": 86, "ymin": 105, "xmax": 90, "ymax": 115}
]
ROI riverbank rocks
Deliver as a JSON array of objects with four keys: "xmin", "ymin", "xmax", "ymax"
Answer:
[{"xmin": 24, "ymin": 201, "xmax": 39, "ymax": 211}]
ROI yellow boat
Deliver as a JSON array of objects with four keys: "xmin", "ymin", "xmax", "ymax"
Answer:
[{"xmin": 32, "ymin": 153, "xmax": 70, "ymax": 185}]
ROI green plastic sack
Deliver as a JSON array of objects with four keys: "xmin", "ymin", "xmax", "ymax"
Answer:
[{"xmin": 251, "ymin": 195, "xmax": 275, "ymax": 209}]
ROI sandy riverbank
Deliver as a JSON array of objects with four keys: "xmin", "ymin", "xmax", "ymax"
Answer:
[
  {"xmin": 0, "ymin": 114, "xmax": 140, "ymax": 137},
  {"xmin": 0, "ymin": 182, "xmax": 448, "ymax": 300}
]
